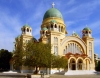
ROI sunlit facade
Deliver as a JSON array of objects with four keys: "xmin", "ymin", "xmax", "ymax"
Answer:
[{"xmin": 15, "ymin": 3, "xmax": 95, "ymax": 74}]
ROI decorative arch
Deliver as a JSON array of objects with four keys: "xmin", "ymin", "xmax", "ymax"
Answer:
[
  {"xmin": 55, "ymin": 24, "xmax": 57, "ymax": 28},
  {"xmin": 76, "ymin": 57, "xmax": 84, "ymax": 63},
  {"xmin": 83, "ymin": 57, "xmax": 91, "ymax": 64},
  {"xmin": 61, "ymin": 36, "xmax": 86, "ymax": 54},
  {"xmin": 83, "ymin": 57, "xmax": 91, "ymax": 70},
  {"xmin": 69, "ymin": 57, "xmax": 76, "ymax": 70},
  {"xmin": 27, "ymin": 28, "xmax": 29, "ymax": 32},
  {"xmin": 68, "ymin": 57, "xmax": 76, "ymax": 63}
]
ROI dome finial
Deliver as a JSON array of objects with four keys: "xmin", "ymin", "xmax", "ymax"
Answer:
[{"xmin": 52, "ymin": 2, "xmax": 55, "ymax": 8}]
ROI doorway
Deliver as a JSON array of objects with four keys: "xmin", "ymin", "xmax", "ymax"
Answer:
[{"xmin": 70, "ymin": 59, "xmax": 76, "ymax": 70}]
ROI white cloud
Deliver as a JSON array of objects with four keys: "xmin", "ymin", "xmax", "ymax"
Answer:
[
  {"xmin": 65, "ymin": 21, "xmax": 75, "ymax": 27},
  {"xmin": 66, "ymin": 0, "xmax": 75, "ymax": 5},
  {"xmin": 64, "ymin": 0, "xmax": 100, "ymax": 20},
  {"xmin": 0, "ymin": 7, "xmax": 23, "ymax": 51}
]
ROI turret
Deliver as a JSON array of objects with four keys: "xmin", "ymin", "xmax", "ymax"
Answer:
[
  {"xmin": 21, "ymin": 24, "xmax": 32, "ymax": 36},
  {"xmin": 82, "ymin": 27, "xmax": 94, "ymax": 70},
  {"xmin": 82, "ymin": 27, "xmax": 92, "ymax": 38}
]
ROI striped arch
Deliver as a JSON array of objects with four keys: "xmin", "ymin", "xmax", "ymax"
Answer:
[
  {"xmin": 61, "ymin": 36, "xmax": 87, "ymax": 54},
  {"xmin": 83, "ymin": 57, "xmax": 91, "ymax": 64},
  {"xmin": 76, "ymin": 57, "xmax": 84, "ymax": 63},
  {"xmin": 68, "ymin": 57, "xmax": 76, "ymax": 63}
]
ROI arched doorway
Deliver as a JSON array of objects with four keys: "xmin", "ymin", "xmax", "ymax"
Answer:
[
  {"xmin": 85, "ymin": 59, "xmax": 90, "ymax": 70},
  {"xmin": 70, "ymin": 58, "xmax": 76, "ymax": 70},
  {"xmin": 77, "ymin": 59, "xmax": 83, "ymax": 70}
]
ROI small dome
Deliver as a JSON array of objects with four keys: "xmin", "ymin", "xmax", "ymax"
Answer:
[
  {"xmin": 50, "ymin": 20, "xmax": 57, "ymax": 23},
  {"xmin": 32, "ymin": 37, "xmax": 37, "ymax": 42},
  {"xmin": 23, "ymin": 24, "xmax": 31, "ymax": 28},
  {"xmin": 42, "ymin": 27, "xmax": 48, "ymax": 30},
  {"xmin": 15, "ymin": 35, "xmax": 20, "ymax": 40},
  {"xmin": 43, "ymin": 8, "xmax": 63, "ymax": 20},
  {"xmin": 17, "ymin": 35, "xmax": 20, "ymax": 38},
  {"xmin": 83, "ymin": 27, "xmax": 91, "ymax": 31},
  {"xmin": 72, "ymin": 32, "xmax": 79, "ymax": 37}
]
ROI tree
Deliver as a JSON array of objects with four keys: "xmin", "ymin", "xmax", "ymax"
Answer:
[
  {"xmin": 52, "ymin": 55, "xmax": 68, "ymax": 69},
  {"xmin": 24, "ymin": 40, "xmax": 52, "ymax": 74},
  {"xmin": 12, "ymin": 38, "xmax": 25, "ymax": 70},
  {"xmin": 95, "ymin": 61, "xmax": 100, "ymax": 71},
  {"xmin": 0, "ymin": 49, "xmax": 12, "ymax": 71}
]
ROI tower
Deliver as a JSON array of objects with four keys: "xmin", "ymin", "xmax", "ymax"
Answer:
[
  {"xmin": 20, "ymin": 24, "xmax": 33, "ymax": 46},
  {"xmin": 82, "ymin": 27, "xmax": 95, "ymax": 70},
  {"xmin": 21, "ymin": 24, "xmax": 32, "ymax": 36},
  {"xmin": 39, "ymin": 3, "xmax": 67, "ymax": 55}
]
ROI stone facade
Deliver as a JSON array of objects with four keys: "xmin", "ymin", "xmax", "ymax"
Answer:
[{"xmin": 14, "ymin": 3, "xmax": 95, "ymax": 74}]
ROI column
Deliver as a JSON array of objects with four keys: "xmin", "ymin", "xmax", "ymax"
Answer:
[
  {"xmin": 75, "ymin": 44, "xmax": 76, "ymax": 53},
  {"xmin": 76, "ymin": 63, "xmax": 77, "ymax": 70},
  {"xmin": 68, "ymin": 63, "xmax": 69, "ymax": 70},
  {"xmin": 82, "ymin": 63, "xmax": 84, "ymax": 70},
  {"xmin": 73, "ymin": 44, "xmax": 74, "ymax": 54},
  {"xmin": 53, "ymin": 25, "xmax": 54, "ymax": 31},
  {"xmin": 70, "ymin": 44, "xmax": 72, "ymax": 53},
  {"xmin": 72, "ymin": 44, "xmax": 74, "ymax": 53}
]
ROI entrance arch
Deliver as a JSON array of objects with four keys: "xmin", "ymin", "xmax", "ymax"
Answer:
[
  {"xmin": 70, "ymin": 58, "xmax": 76, "ymax": 70},
  {"xmin": 77, "ymin": 59, "xmax": 83, "ymax": 70}
]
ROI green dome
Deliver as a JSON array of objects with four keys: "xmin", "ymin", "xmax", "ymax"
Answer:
[
  {"xmin": 83, "ymin": 27, "xmax": 91, "ymax": 31},
  {"xmin": 72, "ymin": 32, "xmax": 79, "ymax": 37},
  {"xmin": 42, "ymin": 27, "xmax": 48, "ymax": 30},
  {"xmin": 15, "ymin": 35, "xmax": 20, "ymax": 40},
  {"xmin": 23, "ymin": 24, "xmax": 31, "ymax": 28},
  {"xmin": 43, "ymin": 8, "xmax": 63, "ymax": 20}
]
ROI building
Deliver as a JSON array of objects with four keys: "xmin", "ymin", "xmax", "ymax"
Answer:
[
  {"xmin": 14, "ymin": 3, "xmax": 95, "ymax": 74},
  {"xmin": 94, "ymin": 54, "xmax": 100, "ymax": 62}
]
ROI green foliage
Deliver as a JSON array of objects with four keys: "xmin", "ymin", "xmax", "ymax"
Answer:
[
  {"xmin": 0, "ymin": 49, "xmax": 12, "ymax": 71},
  {"xmin": 12, "ymin": 39, "xmax": 25, "ymax": 69},
  {"xmin": 95, "ymin": 61, "xmax": 100, "ymax": 71},
  {"xmin": 24, "ymin": 40, "xmax": 52, "ymax": 68},
  {"xmin": 52, "ymin": 55, "xmax": 68, "ymax": 69}
]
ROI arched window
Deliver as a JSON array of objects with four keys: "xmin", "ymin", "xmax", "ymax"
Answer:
[
  {"xmin": 51, "ymin": 24, "xmax": 53, "ymax": 28},
  {"xmin": 63, "ymin": 49, "xmax": 65, "ymax": 55},
  {"xmin": 89, "ymin": 31, "xmax": 91, "ymax": 34},
  {"xmin": 43, "ymin": 31, "xmax": 44, "ymax": 34},
  {"xmin": 59, "ymin": 26, "xmax": 60, "ymax": 32},
  {"xmin": 27, "ymin": 28, "xmax": 29, "ymax": 32},
  {"xmin": 89, "ymin": 42, "xmax": 92, "ymax": 46},
  {"xmin": 86, "ymin": 31, "xmax": 88, "ymax": 34},
  {"xmin": 46, "ymin": 31, "xmax": 48, "ymax": 34},
  {"xmin": 61, "ymin": 27, "xmax": 63, "ymax": 32},
  {"xmin": 54, "ymin": 46, "xmax": 58, "ymax": 56},
  {"xmin": 66, "ymin": 46, "xmax": 67, "ymax": 53},
  {"xmin": 68, "ymin": 44, "xmax": 70, "ymax": 53},
  {"xmin": 23, "ymin": 28, "xmax": 25, "ymax": 32},
  {"xmin": 54, "ymin": 37, "xmax": 58, "ymax": 43},
  {"xmin": 30, "ymin": 29, "xmax": 31, "ymax": 32},
  {"xmin": 55, "ymin": 24, "xmax": 57, "ymax": 28},
  {"xmin": 89, "ymin": 50, "xmax": 92, "ymax": 58},
  {"xmin": 56, "ymin": 37, "xmax": 58, "ymax": 42},
  {"xmin": 47, "ymin": 26, "xmax": 48, "ymax": 29}
]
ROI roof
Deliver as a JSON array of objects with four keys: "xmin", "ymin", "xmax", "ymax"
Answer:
[
  {"xmin": 42, "ymin": 27, "xmax": 48, "ymax": 30},
  {"xmin": 72, "ymin": 32, "xmax": 79, "ymax": 37},
  {"xmin": 23, "ymin": 24, "xmax": 31, "ymax": 28},
  {"xmin": 43, "ymin": 8, "xmax": 63, "ymax": 20},
  {"xmin": 83, "ymin": 27, "xmax": 91, "ymax": 31}
]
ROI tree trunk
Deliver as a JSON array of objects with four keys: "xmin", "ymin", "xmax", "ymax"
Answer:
[{"xmin": 34, "ymin": 66, "xmax": 38, "ymax": 74}]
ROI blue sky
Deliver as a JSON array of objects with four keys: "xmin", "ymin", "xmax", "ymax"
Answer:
[{"xmin": 0, "ymin": 0, "xmax": 100, "ymax": 56}]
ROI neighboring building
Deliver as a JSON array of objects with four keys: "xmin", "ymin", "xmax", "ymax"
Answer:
[
  {"xmin": 14, "ymin": 3, "xmax": 95, "ymax": 74},
  {"xmin": 94, "ymin": 54, "xmax": 100, "ymax": 61}
]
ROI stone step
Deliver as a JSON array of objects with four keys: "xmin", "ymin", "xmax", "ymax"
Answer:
[{"xmin": 64, "ymin": 70, "xmax": 96, "ymax": 75}]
